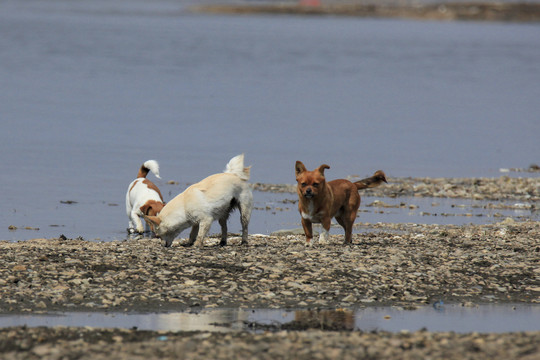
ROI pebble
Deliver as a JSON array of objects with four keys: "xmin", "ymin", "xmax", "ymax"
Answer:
[{"xmin": 0, "ymin": 321, "xmax": 536, "ymax": 359}]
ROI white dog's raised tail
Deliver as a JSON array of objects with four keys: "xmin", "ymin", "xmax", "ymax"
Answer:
[
  {"xmin": 139, "ymin": 160, "xmax": 161, "ymax": 179},
  {"xmin": 224, "ymin": 154, "xmax": 250, "ymax": 181}
]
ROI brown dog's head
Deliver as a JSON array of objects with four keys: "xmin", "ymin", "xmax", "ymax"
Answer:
[{"xmin": 295, "ymin": 161, "xmax": 330, "ymax": 199}]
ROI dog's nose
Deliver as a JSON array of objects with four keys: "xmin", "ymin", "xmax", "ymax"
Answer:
[{"xmin": 305, "ymin": 188, "xmax": 312, "ymax": 195}]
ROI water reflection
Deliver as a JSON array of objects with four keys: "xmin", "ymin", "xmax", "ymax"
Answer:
[
  {"xmin": 1, "ymin": 305, "xmax": 539, "ymax": 333},
  {"xmin": 286, "ymin": 309, "xmax": 356, "ymax": 331}
]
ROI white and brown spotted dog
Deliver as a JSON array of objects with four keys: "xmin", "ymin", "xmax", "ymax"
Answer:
[{"xmin": 126, "ymin": 160, "xmax": 165, "ymax": 235}]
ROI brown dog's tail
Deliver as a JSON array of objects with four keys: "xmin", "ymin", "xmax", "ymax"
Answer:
[{"xmin": 354, "ymin": 170, "xmax": 387, "ymax": 190}]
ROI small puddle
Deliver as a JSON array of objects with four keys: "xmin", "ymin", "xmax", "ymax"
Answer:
[{"xmin": 1, "ymin": 304, "xmax": 538, "ymax": 333}]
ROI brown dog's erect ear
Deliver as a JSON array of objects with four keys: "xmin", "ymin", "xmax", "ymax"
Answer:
[
  {"xmin": 295, "ymin": 161, "xmax": 307, "ymax": 177},
  {"xmin": 317, "ymin": 164, "xmax": 330, "ymax": 175}
]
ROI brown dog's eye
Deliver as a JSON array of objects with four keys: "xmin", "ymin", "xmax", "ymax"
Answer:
[
  {"xmin": 301, "ymin": 183, "xmax": 307, "ymax": 187},
  {"xmin": 313, "ymin": 183, "xmax": 319, "ymax": 187}
]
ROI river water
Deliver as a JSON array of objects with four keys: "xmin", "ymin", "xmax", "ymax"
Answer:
[{"xmin": 1, "ymin": 0, "xmax": 539, "ymax": 241}]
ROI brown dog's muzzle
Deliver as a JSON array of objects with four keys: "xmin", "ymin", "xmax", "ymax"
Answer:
[{"xmin": 304, "ymin": 188, "xmax": 314, "ymax": 198}]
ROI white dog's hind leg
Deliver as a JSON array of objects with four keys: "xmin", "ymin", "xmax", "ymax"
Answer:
[
  {"xmin": 218, "ymin": 218, "xmax": 228, "ymax": 246},
  {"xmin": 127, "ymin": 219, "xmax": 136, "ymax": 234},
  {"xmin": 130, "ymin": 211, "xmax": 145, "ymax": 234},
  {"xmin": 238, "ymin": 191, "xmax": 253, "ymax": 245}
]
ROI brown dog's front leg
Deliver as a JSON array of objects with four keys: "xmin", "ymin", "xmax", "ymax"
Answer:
[
  {"xmin": 301, "ymin": 218, "xmax": 313, "ymax": 245},
  {"xmin": 319, "ymin": 217, "xmax": 331, "ymax": 245}
]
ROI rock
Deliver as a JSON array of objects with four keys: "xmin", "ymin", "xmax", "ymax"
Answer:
[{"xmin": 36, "ymin": 301, "xmax": 47, "ymax": 309}]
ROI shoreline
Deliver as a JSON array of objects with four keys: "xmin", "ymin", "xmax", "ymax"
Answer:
[
  {"xmin": 190, "ymin": 2, "xmax": 540, "ymax": 22},
  {"xmin": 254, "ymin": 175, "xmax": 540, "ymax": 201}
]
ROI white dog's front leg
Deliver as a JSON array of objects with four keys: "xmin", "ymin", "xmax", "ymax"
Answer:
[
  {"xmin": 163, "ymin": 234, "xmax": 175, "ymax": 248},
  {"xmin": 194, "ymin": 220, "xmax": 212, "ymax": 248},
  {"xmin": 186, "ymin": 225, "xmax": 199, "ymax": 246}
]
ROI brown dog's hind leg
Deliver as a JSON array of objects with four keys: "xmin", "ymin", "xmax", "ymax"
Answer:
[
  {"xmin": 341, "ymin": 218, "xmax": 354, "ymax": 244},
  {"xmin": 335, "ymin": 216, "xmax": 349, "ymax": 244},
  {"xmin": 337, "ymin": 210, "xmax": 357, "ymax": 244}
]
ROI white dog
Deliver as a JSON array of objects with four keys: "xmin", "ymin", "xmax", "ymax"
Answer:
[
  {"xmin": 145, "ymin": 154, "xmax": 253, "ymax": 248},
  {"xmin": 126, "ymin": 160, "xmax": 165, "ymax": 235}
]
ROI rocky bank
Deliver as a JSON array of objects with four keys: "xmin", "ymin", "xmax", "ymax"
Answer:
[{"xmin": 1, "ymin": 175, "xmax": 538, "ymax": 359}]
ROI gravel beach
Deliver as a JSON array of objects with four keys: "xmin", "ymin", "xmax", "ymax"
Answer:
[
  {"xmin": 1, "ymin": 176, "xmax": 538, "ymax": 359},
  {"xmin": 1, "ymin": 326, "xmax": 539, "ymax": 360},
  {"xmin": 1, "ymin": 220, "xmax": 538, "ymax": 313}
]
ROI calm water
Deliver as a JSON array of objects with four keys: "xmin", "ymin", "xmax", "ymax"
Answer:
[
  {"xmin": 1, "ymin": 0, "xmax": 539, "ymax": 241},
  {"xmin": 1, "ymin": 304, "xmax": 539, "ymax": 333}
]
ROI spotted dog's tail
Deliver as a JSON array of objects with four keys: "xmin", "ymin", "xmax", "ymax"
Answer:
[{"xmin": 137, "ymin": 160, "xmax": 161, "ymax": 179}]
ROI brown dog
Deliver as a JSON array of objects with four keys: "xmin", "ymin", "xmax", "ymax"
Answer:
[{"xmin": 295, "ymin": 161, "xmax": 387, "ymax": 246}]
